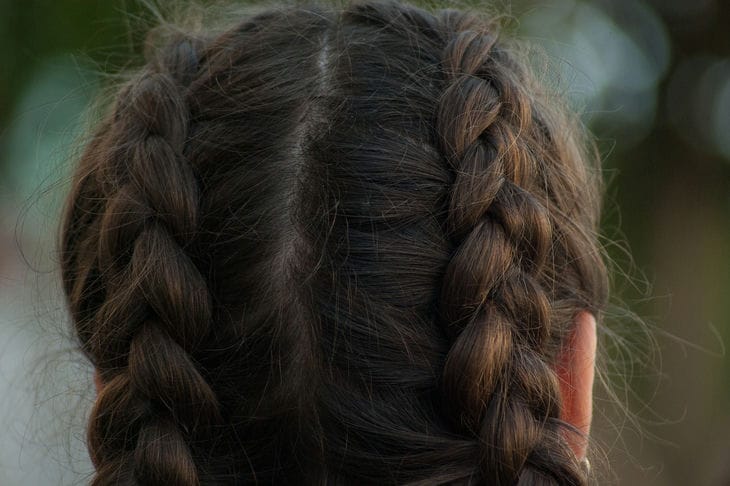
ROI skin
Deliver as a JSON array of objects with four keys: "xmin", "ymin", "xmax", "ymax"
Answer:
[
  {"xmin": 556, "ymin": 311, "xmax": 597, "ymax": 460},
  {"xmin": 93, "ymin": 311, "xmax": 598, "ymax": 461}
]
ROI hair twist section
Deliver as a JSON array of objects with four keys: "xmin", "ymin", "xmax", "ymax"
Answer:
[{"xmin": 434, "ymin": 14, "xmax": 587, "ymax": 486}]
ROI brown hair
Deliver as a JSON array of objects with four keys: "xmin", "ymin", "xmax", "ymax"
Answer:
[{"xmin": 59, "ymin": 1, "xmax": 609, "ymax": 484}]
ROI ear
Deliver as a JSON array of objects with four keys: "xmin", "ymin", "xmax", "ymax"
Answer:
[{"xmin": 555, "ymin": 311, "xmax": 597, "ymax": 460}]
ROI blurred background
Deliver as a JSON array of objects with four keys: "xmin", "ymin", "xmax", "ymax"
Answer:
[{"xmin": 0, "ymin": 0, "xmax": 728, "ymax": 484}]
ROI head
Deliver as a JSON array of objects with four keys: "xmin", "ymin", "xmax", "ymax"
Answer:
[{"xmin": 59, "ymin": 1, "xmax": 609, "ymax": 484}]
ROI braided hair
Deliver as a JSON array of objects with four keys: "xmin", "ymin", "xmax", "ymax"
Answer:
[{"xmin": 60, "ymin": 1, "xmax": 609, "ymax": 484}]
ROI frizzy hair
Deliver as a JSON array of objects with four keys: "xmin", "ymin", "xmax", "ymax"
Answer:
[{"xmin": 59, "ymin": 1, "xmax": 609, "ymax": 484}]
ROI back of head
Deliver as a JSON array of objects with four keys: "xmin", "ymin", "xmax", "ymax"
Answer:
[{"xmin": 59, "ymin": 1, "xmax": 609, "ymax": 484}]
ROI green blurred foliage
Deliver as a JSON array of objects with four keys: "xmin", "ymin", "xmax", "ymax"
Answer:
[{"xmin": 1, "ymin": 1, "xmax": 137, "ymax": 123}]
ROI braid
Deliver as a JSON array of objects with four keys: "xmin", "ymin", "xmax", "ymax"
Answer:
[
  {"xmin": 435, "ymin": 14, "xmax": 586, "ymax": 485},
  {"xmin": 71, "ymin": 37, "xmax": 222, "ymax": 485}
]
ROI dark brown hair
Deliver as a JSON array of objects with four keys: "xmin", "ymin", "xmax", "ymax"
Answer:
[{"xmin": 59, "ymin": 1, "xmax": 609, "ymax": 484}]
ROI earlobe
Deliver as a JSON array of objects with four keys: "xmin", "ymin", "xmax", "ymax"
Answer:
[{"xmin": 555, "ymin": 311, "xmax": 597, "ymax": 460}]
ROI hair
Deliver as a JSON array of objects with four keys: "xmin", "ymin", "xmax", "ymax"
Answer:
[{"xmin": 58, "ymin": 1, "xmax": 610, "ymax": 484}]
